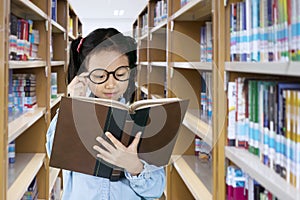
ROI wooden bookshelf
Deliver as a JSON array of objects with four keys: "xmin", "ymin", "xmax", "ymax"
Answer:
[
  {"xmin": 134, "ymin": 0, "xmax": 216, "ymax": 199},
  {"xmin": 8, "ymin": 108, "xmax": 46, "ymax": 143},
  {"xmin": 50, "ymin": 93, "xmax": 64, "ymax": 109},
  {"xmin": 173, "ymin": 155, "xmax": 212, "ymax": 200},
  {"xmin": 0, "ymin": 0, "xmax": 81, "ymax": 199},
  {"xmin": 171, "ymin": 62, "xmax": 212, "ymax": 70},
  {"xmin": 225, "ymin": 62, "xmax": 300, "ymax": 77},
  {"xmin": 150, "ymin": 20, "xmax": 167, "ymax": 33},
  {"xmin": 50, "ymin": 61, "xmax": 65, "ymax": 67},
  {"xmin": 8, "ymin": 61, "xmax": 47, "ymax": 69},
  {"xmin": 215, "ymin": 0, "xmax": 300, "ymax": 199},
  {"xmin": 225, "ymin": 147, "xmax": 300, "ymax": 200},
  {"xmin": 169, "ymin": 0, "xmax": 212, "ymax": 21},
  {"xmin": 183, "ymin": 110, "xmax": 212, "ymax": 146},
  {"xmin": 8, "ymin": 153, "xmax": 45, "ymax": 200},
  {"xmin": 51, "ymin": 20, "xmax": 66, "ymax": 33},
  {"xmin": 49, "ymin": 167, "xmax": 60, "ymax": 195},
  {"xmin": 11, "ymin": 0, "xmax": 48, "ymax": 20}
]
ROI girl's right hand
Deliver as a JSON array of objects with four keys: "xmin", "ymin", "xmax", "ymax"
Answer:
[{"xmin": 67, "ymin": 76, "xmax": 88, "ymax": 97}]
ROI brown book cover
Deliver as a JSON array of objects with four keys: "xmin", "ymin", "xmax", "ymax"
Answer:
[{"xmin": 49, "ymin": 96, "xmax": 189, "ymax": 181}]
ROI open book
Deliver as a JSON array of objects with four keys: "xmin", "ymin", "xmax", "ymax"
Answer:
[{"xmin": 49, "ymin": 96, "xmax": 189, "ymax": 181}]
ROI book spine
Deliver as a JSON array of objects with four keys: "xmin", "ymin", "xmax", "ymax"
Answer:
[
  {"xmin": 93, "ymin": 107, "xmax": 128, "ymax": 180},
  {"xmin": 285, "ymin": 90, "xmax": 291, "ymax": 183},
  {"xmin": 263, "ymin": 83, "xmax": 270, "ymax": 166},
  {"xmin": 249, "ymin": 80, "xmax": 255, "ymax": 154},
  {"xmin": 237, "ymin": 77, "xmax": 247, "ymax": 148},
  {"xmin": 230, "ymin": 3, "xmax": 238, "ymax": 61},
  {"xmin": 258, "ymin": 82, "xmax": 264, "ymax": 162},
  {"xmin": 296, "ymin": 91, "xmax": 300, "ymax": 189},
  {"xmin": 251, "ymin": 0, "xmax": 261, "ymax": 62},
  {"xmin": 228, "ymin": 82, "xmax": 237, "ymax": 146},
  {"xmin": 268, "ymin": 84, "xmax": 276, "ymax": 171},
  {"xmin": 291, "ymin": 90, "xmax": 296, "ymax": 186}
]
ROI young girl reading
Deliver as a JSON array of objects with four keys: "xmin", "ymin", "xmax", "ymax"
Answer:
[{"xmin": 46, "ymin": 28, "xmax": 165, "ymax": 200}]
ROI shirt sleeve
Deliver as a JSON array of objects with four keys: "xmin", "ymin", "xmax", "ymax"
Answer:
[
  {"xmin": 45, "ymin": 110, "xmax": 59, "ymax": 157},
  {"xmin": 124, "ymin": 160, "xmax": 166, "ymax": 199}
]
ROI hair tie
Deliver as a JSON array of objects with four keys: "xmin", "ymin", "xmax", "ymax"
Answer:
[{"xmin": 76, "ymin": 38, "xmax": 84, "ymax": 53}]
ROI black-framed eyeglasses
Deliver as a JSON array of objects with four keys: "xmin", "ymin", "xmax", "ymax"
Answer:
[{"xmin": 84, "ymin": 66, "xmax": 130, "ymax": 84}]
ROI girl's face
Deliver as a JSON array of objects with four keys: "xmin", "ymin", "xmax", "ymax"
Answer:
[{"xmin": 85, "ymin": 50, "xmax": 130, "ymax": 100}]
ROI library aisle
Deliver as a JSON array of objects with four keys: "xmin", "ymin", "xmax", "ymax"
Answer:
[{"xmin": 1, "ymin": 0, "xmax": 300, "ymax": 200}]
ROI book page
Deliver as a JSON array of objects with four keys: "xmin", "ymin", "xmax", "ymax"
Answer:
[
  {"xmin": 72, "ymin": 96, "xmax": 129, "ymax": 111},
  {"xmin": 130, "ymin": 98, "xmax": 182, "ymax": 112}
]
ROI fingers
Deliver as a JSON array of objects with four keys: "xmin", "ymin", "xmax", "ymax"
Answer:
[
  {"xmin": 129, "ymin": 132, "xmax": 142, "ymax": 149},
  {"xmin": 95, "ymin": 136, "xmax": 116, "ymax": 152},
  {"xmin": 105, "ymin": 132, "xmax": 125, "ymax": 150},
  {"xmin": 68, "ymin": 75, "xmax": 88, "ymax": 97},
  {"xmin": 93, "ymin": 145, "xmax": 115, "ymax": 165}
]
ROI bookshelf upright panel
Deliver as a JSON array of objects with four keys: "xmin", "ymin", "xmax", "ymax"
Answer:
[{"xmin": 0, "ymin": 0, "xmax": 9, "ymax": 199}]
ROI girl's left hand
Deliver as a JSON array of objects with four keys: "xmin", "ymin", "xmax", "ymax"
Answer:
[{"xmin": 93, "ymin": 132, "xmax": 144, "ymax": 176}]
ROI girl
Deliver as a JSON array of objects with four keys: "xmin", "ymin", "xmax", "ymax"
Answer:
[{"xmin": 46, "ymin": 28, "xmax": 165, "ymax": 200}]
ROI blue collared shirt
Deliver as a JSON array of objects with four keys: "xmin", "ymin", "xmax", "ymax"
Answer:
[{"xmin": 46, "ymin": 110, "xmax": 165, "ymax": 200}]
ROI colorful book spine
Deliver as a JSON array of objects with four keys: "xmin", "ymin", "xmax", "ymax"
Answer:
[
  {"xmin": 285, "ymin": 90, "xmax": 291, "ymax": 183},
  {"xmin": 296, "ymin": 91, "xmax": 300, "ymax": 189},
  {"xmin": 251, "ymin": 0, "xmax": 261, "ymax": 62},
  {"xmin": 228, "ymin": 82, "xmax": 237, "ymax": 146},
  {"xmin": 8, "ymin": 140, "xmax": 15, "ymax": 166},
  {"xmin": 236, "ymin": 77, "xmax": 247, "ymax": 148}
]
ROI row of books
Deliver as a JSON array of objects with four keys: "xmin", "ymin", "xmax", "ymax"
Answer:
[
  {"xmin": 194, "ymin": 136, "xmax": 211, "ymax": 160},
  {"xmin": 69, "ymin": 17, "xmax": 73, "ymax": 36},
  {"xmin": 8, "ymin": 72, "xmax": 37, "ymax": 114},
  {"xmin": 200, "ymin": 22, "xmax": 213, "ymax": 63},
  {"xmin": 9, "ymin": 14, "xmax": 40, "ymax": 61},
  {"xmin": 141, "ymin": 13, "xmax": 148, "ymax": 36},
  {"xmin": 21, "ymin": 177, "xmax": 38, "ymax": 200},
  {"xmin": 229, "ymin": 0, "xmax": 300, "ymax": 62},
  {"xmin": 200, "ymin": 72, "xmax": 213, "ymax": 121},
  {"xmin": 51, "ymin": 0, "xmax": 57, "ymax": 21},
  {"xmin": 226, "ymin": 165, "xmax": 277, "ymax": 200},
  {"xmin": 51, "ymin": 72, "xmax": 58, "ymax": 99},
  {"xmin": 154, "ymin": 0, "xmax": 167, "ymax": 27},
  {"xmin": 227, "ymin": 78, "xmax": 300, "ymax": 188},
  {"xmin": 8, "ymin": 140, "xmax": 15, "ymax": 166},
  {"xmin": 50, "ymin": 177, "xmax": 61, "ymax": 200},
  {"xmin": 180, "ymin": 0, "xmax": 192, "ymax": 7}
]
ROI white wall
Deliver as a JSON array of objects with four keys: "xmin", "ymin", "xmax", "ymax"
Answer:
[{"xmin": 81, "ymin": 18, "xmax": 135, "ymax": 37}]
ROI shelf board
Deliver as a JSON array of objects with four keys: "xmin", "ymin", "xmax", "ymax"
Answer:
[
  {"xmin": 8, "ymin": 153, "xmax": 45, "ymax": 200},
  {"xmin": 225, "ymin": 61, "xmax": 300, "ymax": 77},
  {"xmin": 182, "ymin": 110, "xmax": 213, "ymax": 146},
  {"xmin": 173, "ymin": 155, "xmax": 212, "ymax": 200},
  {"xmin": 11, "ymin": 0, "xmax": 48, "ymax": 20},
  {"xmin": 225, "ymin": 147, "xmax": 300, "ymax": 200},
  {"xmin": 151, "ymin": 20, "xmax": 167, "ymax": 34},
  {"xmin": 139, "ymin": 62, "xmax": 149, "ymax": 66},
  {"xmin": 140, "ymin": 86, "xmax": 149, "ymax": 95},
  {"xmin": 49, "ymin": 167, "xmax": 60, "ymax": 194},
  {"xmin": 8, "ymin": 107, "xmax": 46, "ymax": 143},
  {"xmin": 50, "ymin": 61, "xmax": 65, "ymax": 67},
  {"xmin": 150, "ymin": 62, "xmax": 167, "ymax": 68},
  {"xmin": 170, "ymin": 0, "xmax": 212, "ymax": 21},
  {"xmin": 50, "ymin": 93, "xmax": 64, "ymax": 109},
  {"xmin": 9, "ymin": 61, "xmax": 47, "ymax": 69},
  {"xmin": 171, "ymin": 62, "xmax": 212, "ymax": 71},
  {"xmin": 69, "ymin": 34, "xmax": 76, "ymax": 40},
  {"xmin": 139, "ymin": 33, "xmax": 148, "ymax": 40},
  {"xmin": 151, "ymin": 94, "xmax": 163, "ymax": 99},
  {"xmin": 51, "ymin": 20, "xmax": 66, "ymax": 33}
]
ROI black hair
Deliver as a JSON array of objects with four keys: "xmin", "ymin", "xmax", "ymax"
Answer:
[{"xmin": 67, "ymin": 28, "xmax": 137, "ymax": 103}]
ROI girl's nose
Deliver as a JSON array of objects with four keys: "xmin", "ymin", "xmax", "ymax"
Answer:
[{"xmin": 104, "ymin": 74, "xmax": 117, "ymax": 88}]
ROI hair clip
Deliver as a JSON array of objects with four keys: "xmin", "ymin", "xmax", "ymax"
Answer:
[{"xmin": 77, "ymin": 38, "xmax": 84, "ymax": 53}]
